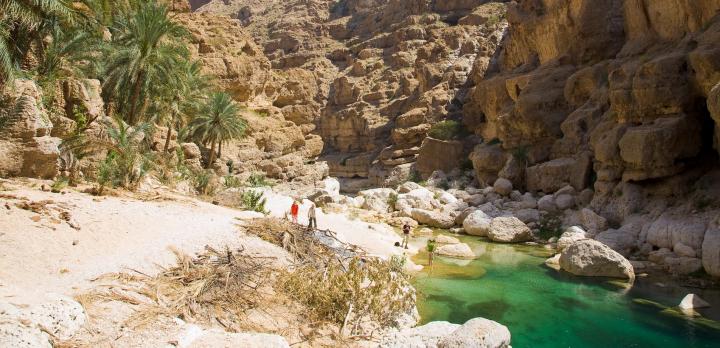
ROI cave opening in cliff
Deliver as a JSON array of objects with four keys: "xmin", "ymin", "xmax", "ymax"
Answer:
[{"xmin": 696, "ymin": 98, "xmax": 718, "ymax": 160}]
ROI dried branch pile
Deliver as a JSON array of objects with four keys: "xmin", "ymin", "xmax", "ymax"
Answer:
[
  {"xmin": 85, "ymin": 246, "xmax": 274, "ymax": 329},
  {"xmin": 245, "ymin": 218, "xmax": 416, "ymax": 337}
]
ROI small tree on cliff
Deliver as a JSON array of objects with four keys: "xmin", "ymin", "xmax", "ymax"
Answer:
[{"xmin": 191, "ymin": 92, "xmax": 247, "ymax": 169}]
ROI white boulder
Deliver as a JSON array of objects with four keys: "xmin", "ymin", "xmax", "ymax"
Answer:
[
  {"xmin": 379, "ymin": 321, "xmax": 461, "ymax": 348},
  {"xmin": 436, "ymin": 243, "xmax": 475, "ymax": 259},
  {"xmin": 436, "ymin": 235, "xmax": 461, "ymax": 244},
  {"xmin": 559, "ymin": 239, "xmax": 635, "ymax": 279},
  {"xmin": 438, "ymin": 317, "xmax": 511, "ymax": 348},
  {"xmin": 463, "ymin": 210, "xmax": 492, "ymax": 236},
  {"xmin": 557, "ymin": 226, "xmax": 588, "ymax": 251},
  {"xmin": 411, "ymin": 209, "xmax": 456, "ymax": 229},
  {"xmin": 678, "ymin": 294, "xmax": 710, "ymax": 310},
  {"xmin": 358, "ymin": 188, "xmax": 397, "ymax": 213},
  {"xmin": 487, "ymin": 217, "xmax": 532, "ymax": 243}
]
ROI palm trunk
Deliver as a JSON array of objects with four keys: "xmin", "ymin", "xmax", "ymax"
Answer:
[
  {"xmin": 207, "ymin": 140, "xmax": 217, "ymax": 169},
  {"xmin": 218, "ymin": 141, "xmax": 222, "ymax": 158},
  {"xmin": 163, "ymin": 112, "xmax": 175, "ymax": 152},
  {"xmin": 127, "ymin": 71, "xmax": 144, "ymax": 125}
]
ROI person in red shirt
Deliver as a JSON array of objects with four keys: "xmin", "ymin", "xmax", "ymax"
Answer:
[{"xmin": 290, "ymin": 200, "xmax": 299, "ymax": 224}]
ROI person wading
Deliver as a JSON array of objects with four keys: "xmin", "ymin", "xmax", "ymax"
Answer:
[
  {"xmin": 307, "ymin": 202, "xmax": 317, "ymax": 229},
  {"xmin": 290, "ymin": 200, "xmax": 299, "ymax": 224},
  {"xmin": 402, "ymin": 223, "xmax": 411, "ymax": 249}
]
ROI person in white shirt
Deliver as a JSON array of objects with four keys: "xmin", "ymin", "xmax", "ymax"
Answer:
[{"xmin": 307, "ymin": 202, "xmax": 317, "ymax": 229}]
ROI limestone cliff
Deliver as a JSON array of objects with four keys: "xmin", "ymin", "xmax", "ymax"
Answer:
[{"xmin": 194, "ymin": 0, "xmax": 720, "ymax": 215}]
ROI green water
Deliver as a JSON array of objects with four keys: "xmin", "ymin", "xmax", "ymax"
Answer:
[{"xmin": 410, "ymin": 232, "xmax": 720, "ymax": 348}]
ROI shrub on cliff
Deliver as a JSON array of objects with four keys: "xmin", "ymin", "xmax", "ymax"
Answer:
[{"xmin": 427, "ymin": 120, "xmax": 467, "ymax": 141}]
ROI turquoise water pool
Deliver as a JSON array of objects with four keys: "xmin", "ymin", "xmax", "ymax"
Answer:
[{"xmin": 410, "ymin": 232, "xmax": 720, "ymax": 347}]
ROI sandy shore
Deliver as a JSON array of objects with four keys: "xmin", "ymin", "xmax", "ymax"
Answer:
[{"xmin": 0, "ymin": 180, "xmax": 411, "ymax": 306}]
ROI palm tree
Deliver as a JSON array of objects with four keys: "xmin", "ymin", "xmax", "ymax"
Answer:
[
  {"xmin": 0, "ymin": 0, "xmax": 72, "ymax": 81},
  {"xmin": 191, "ymin": 92, "xmax": 247, "ymax": 169},
  {"xmin": 150, "ymin": 59, "xmax": 212, "ymax": 152},
  {"xmin": 103, "ymin": 1, "xmax": 187, "ymax": 125}
]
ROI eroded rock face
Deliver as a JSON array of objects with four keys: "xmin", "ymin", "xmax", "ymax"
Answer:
[
  {"xmin": 0, "ymin": 80, "xmax": 61, "ymax": 179},
  {"xmin": 559, "ymin": 239, "xmax": 635, "ymax": 279}
]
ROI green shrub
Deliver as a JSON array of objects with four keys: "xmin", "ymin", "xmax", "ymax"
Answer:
[
  {"xmin": 188, "ymin": 169, "xmax": 219, "ymax": 195},
  {"xmin": 408, "ymin": 170, "xmax": 422, "ymax": 183},
  {"xmin": 387, "ymin": 193, "xmax": 398, "ymax": 208},
  {"xmin": 240, "ymin": 190, "xmax": 268, "ymax": 214},
  {"xmin": 537, "ymin": 212, "xmax": 563, "ymax": 240},
  {"xmin": 224, "ymin": 175, "xmax": 243, "ymax": 189},
  {"xmin": 427, "ymin": 120, "xmax": 466, "ymax": 140},
  {"xmin": 487, "ymin": 138, "xmax": 502, "ymax": 146},
  {"xmin": 51, "ymin": 177, "xmax": 69, "ymax": 193},
  {"xmin": 512, "ymin": 146, "xmax": 529, "ymax": 164},
  {"xmin": 247, "ymin": 172, "xmax": 273, "ymax": 187}
]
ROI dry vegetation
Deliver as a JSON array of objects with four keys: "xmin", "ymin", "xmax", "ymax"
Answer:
[{"xmin": 74, "ymin": 218, "xmax": 416, "ymax": 345}]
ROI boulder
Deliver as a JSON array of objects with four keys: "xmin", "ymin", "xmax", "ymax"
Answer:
[
  {"xmin": 514, "ymin": 209, "xmax": 540, "ymax": 224},
  {"xmin": 702, "ymin": 227, "xmax": 720, "ymax": 277},
  {"xmin": 525, "ymin": 155, "xmax": 592, "ymax": 193},
  {"xmin": 673, "ymin": 242, "xmax": 696, "ymax": 258},
  {"xmin": 416, "ymin": 138, "xmax": 465, "ymax": 177},
  {"xmin": 579, "ymin": 208, "xmax": 608, "ymax": 235},
  {"xmin": 188, "ymin": 330, "xmax": 290, "ymax": 347},
  {"xmin": 545, "ymin": 254, "xmax": 561, "ymax": 270},
  {"xmin": 557, "ymin": 226, "xmax": 588, "ymax": 251},
  {"xmin": 379, "ymin": 321, "xmax": 461, "ymax": 348},
  {"xmin": 182, "ymin": 143, "xmax": 202, "ymax": 159},
  {"xmin": 487, "ymin": 217, "xmax": 532, "ymax": 243},
  {"xmin": 438, "ymin": 318, "xmax": 512, "ymax": 348},
  {"xmin": 678, "ymin": 294, "xmax": 711, "ymax": 310},
  {"xmin": 595, "ymin": 229, "xmax": 638, "ymax": 257},
  {"xmin": 646, "ymin": 215, "xmax": 706, "ymax": 251},
  {"xmin": 436, "ymin": 235, "xmax": 461, "ymax": 244},
  {"xmin": 559, "ymin": 239, "xmax": 635, "ymax": 279},
  {"xmin": 537, "ymin": 195, "xmax": 557, "ymax": 212},
  {"xmin": 665, "ymin": 256, "xmax": 703, "ymax": 275},
  {"xmin": 396, "ymin": 187, "xmax": 441, "ymax": 214},
  {"xmin": 493, "ymin": 178, "xmax": 513, "ymax": 196},
  {"xmin": 320, "ymin": 177, "xmax": 341, "ymax": 196},
  {"xmin": 463, "ymin": 210, "xmax": 492, "ymax": 236},
  {"xmin": 0, "ymin": 322, "xmax": 51, "ymax": 348},
  {"xmin": 358, "ymin": 188, "xmax": 397, "ymax": 213},
  {"xmin": 411, "ymin": 209, "xmax": 456, "ymax": 229},
  {"xmin": 554, "ymin": 194, "xmax": 575, "ymax": 210},
  {"xmin": 436, "ymin": 243, "xmax": 475, "ymax": 259},
  {"xmin": 398, "ymin": 181, "xmax": 423, "ymax": 193}
]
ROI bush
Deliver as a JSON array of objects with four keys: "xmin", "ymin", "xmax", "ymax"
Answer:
[
  {"xmin": 223, "ymin": 175, "xmax": 242, "ymax": 189},
  {"xmin": 408, "ymin": 170, "xmax": 422, "ymax": 183},
  {"xmin": 280, "ymin": 257, "xmax": 415, "ymax": 334},
  {"xmin": 191, "ymin": 169, "xmax": 217, "ymax": 195},
  {"xmin": 247, "ymin": 173, "xmax": 273, "ymax": 187},
  {"xmin": 537, "ymin": 212, "xmax": 563, "ymax": 240},
  {"xmin": 51, "ymin": 177, "xmax": 69, "ymax": 193},
  {"xmin": 387, "ymin": 192, "xmax": 398, "ymax": 208},
  {"xmin": 427, "ymin": 120, "xmax": 466, "ymax": 141},
  {"xmin": 240, "ymin": 190, "xmax": 268, "ymax": 214}
]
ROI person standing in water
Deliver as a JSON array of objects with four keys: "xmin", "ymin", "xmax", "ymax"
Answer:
[
  {"xmin": 307, "ymin": 202, "xmax": 317, "ymax": 229},
  {"xmin": 290, "ymin": 200, "xmax": 299, "ymax": 224}
]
